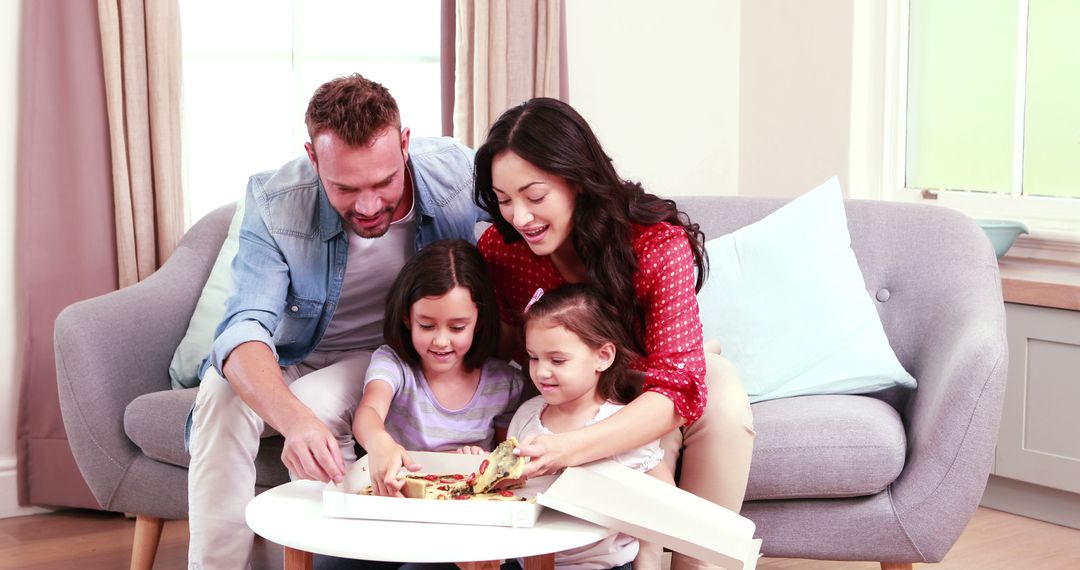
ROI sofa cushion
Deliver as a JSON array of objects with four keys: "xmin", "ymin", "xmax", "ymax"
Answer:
[
  {"xmin": 124, "ymin": 388, "xmax": 289, "ymax": 487},
  {"xmin": 744, "ymin": 394, "xmax": 907, "ymax": 501},
  {"xmin": 697, "ymin": 177, "xmax": 917, "ymax": 403},
  {"xmin": 168, "ymin": 200, "xmax": 244, "ymax": 389}
]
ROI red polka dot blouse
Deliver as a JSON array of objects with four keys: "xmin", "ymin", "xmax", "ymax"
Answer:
[{"xmin": 477, "ymin": 222, "xmax": 708, "ymax": 425}]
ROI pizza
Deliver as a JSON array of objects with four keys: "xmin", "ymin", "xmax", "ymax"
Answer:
[
  {"xmin": 401, "ymin": 473, "xmax": 470, "ymax": 500},
  {"xmin": 355, "ymin": 438, "xmax": 529, "ymax": 500}
]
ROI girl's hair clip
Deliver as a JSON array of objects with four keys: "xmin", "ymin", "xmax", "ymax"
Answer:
[{"xmin": 524, "ymin": 288, "xmax": 545, "ymax": 314}]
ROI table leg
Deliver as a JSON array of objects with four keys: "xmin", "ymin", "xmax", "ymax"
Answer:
[
  {"xmin": 284, "ymin": 547, "xmax": 313, "ymax": 570},
  {"xmin": 522, "ymin": 553, "xmax": 555, "ymax": 570},
  {"xmin": 456, "ymin": 561, "xmax": 501, "ymax": 570}
]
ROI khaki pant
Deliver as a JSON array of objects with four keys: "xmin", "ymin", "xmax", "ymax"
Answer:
[
  {"xmin": 187, "ymin": 350, "xmax": 373, "ymax": 570},
  {"xmin": 637, "ymin": 353, "xmax": 756, "ymax": 570}
]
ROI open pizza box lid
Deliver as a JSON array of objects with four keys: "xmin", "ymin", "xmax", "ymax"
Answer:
[{"xmin": 538, "ymin": 460, "xmax": 763, "ymax": 570}]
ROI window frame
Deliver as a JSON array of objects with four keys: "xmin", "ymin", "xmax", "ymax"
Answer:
[{"xmin": 857, "ymin": 0, "xmax": 1080, "ymax": 260}]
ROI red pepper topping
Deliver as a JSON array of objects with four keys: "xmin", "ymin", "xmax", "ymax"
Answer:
[
  {"xmin": 479, "ymin": 459, "xmax": 489, "ymax": 475},
  {"xmin": 454, "ymin": 494, "xmax": 471, "ymax": 500},
  {"xmin": 466, "ymin": 472, "xmax": 476, "ymax": 486},
  {"xmin": 452, "ymin": 473, "xmax": 465, "ymax": 480},
  {"xmin": 424, "ymin": 474, "xmax": 438, "ymax": 481},
  {"xmin": 499, "ymin": 490, "xmax": 514, "ymax": 497}
]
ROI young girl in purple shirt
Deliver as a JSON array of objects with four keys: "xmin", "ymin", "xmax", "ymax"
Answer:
[{"xmin": 352, "ymin": 239, "xmax": 524, "ymax": 496}]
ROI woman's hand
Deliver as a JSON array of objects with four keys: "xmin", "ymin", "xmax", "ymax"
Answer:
[
  {"xmin": 367, "ymin": 437, "xmax": 421, "ymax": 497},
  {"xmin": 454, "ymin": 446, "xmax": 487, "ymax": 455},
  {"xmin": 516, "ymin": 433, "xmax": 573, "ymax": 477}
]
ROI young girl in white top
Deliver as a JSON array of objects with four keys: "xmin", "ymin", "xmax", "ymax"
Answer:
[
  {"xmin": 509, "ymin": 284, "xmax": 664, "ymax": 570},
  {"xmin": 353, "ymin": 239, "xmax": 524, "ymax": 496}
]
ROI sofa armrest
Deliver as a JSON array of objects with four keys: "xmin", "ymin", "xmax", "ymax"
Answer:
[
  {"xmin": 55, "ymin": 204, "xmax": 233, "ymax": 510},
  {"xmin": 888, "ymin": 233, "xmax": 1008, "ymax": 561}
]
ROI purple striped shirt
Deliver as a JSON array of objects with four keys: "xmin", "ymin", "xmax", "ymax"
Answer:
[{"xmin": 364, "ymin": 345, "xmax": 525, "ymax": 452}]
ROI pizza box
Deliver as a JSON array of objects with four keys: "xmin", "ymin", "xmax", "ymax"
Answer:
[
  {"xmin": 325, "ymin": 452, "xmax": 762, "ymax": 568},
  {"xmin": 323, "ymin": 451, "xmax": 556, "ymax": 528},
  {"xmin": 537, "ymin": 460, "xmax": 763, "ymax": 570}
]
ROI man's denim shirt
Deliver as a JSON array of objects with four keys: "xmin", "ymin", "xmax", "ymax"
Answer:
[{"xmin": 198, "ymin": 136, "xmax": 482, "ymax": 379}]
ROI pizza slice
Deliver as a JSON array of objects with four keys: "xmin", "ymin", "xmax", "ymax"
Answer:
[
  {"xmin": 400, "ymin": 473, "xmax": 471, "ymax": 499},
  {"xmin": 471, "ymin": 437, "xmax": 527, "ymax": 494}
]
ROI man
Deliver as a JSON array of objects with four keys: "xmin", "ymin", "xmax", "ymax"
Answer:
[{"xmin": 187, "ymin": 74, "xmax": 483, "ymax": 569}]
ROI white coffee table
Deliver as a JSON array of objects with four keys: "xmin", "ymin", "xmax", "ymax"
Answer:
[{"xmin": 246, "ymin": 480, "xmax": 616, "ymax": 570}]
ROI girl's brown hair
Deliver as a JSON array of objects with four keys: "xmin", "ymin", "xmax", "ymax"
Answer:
[
  {"xmin": 523, "ymin": 284, "xmax": 641, "ymax": 404},
  {"xmin": 383, "ymin": 240, "xmax": 500, "ymax": 370}
]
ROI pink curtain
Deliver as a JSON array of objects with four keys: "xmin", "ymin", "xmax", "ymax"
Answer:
[
  {"xmin": 442, "ymin": 0, "xmax": 456, "ymax": 137},
  {"xmin": 15, "ymin": 0, "xmax": 119, "ymax": 509}
]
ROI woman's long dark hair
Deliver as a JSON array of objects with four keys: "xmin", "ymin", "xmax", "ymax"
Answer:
[{"xmin": 473, "ymin": 97, "xmax": 708, "ymax": 351}]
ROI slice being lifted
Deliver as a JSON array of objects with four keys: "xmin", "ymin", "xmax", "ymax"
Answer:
[{"xmin": 471, "ymin": 437, "xmax": 527, "ymax": 494}]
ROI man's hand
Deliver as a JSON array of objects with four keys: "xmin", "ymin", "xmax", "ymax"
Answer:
[{"xmin": 281, "ymin": 416, "xmax": 346, "ymax": 484}]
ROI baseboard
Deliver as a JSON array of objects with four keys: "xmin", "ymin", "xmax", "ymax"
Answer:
[
  {"xmin": 0, "ymin": 458, "xmax": 50, "ymax": 519},
  {"xmin": 981, "ymin": 474, "xmax": 1080, "ymax": 530}
]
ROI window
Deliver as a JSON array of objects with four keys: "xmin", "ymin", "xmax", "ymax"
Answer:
[
  {"xmin": 180, "ymin": 0, "xmax": 441, "ymax": 225},
  {"xmin": 884, "ymin": 0, "xmax": 1080, "ymax": 242}
]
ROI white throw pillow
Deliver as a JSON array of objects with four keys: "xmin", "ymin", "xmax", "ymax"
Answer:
[
  {"xmin": 698, "ymin": 177, "xmax": 915, "ymax": 403},
  {"xmin": 168, "ymin": 201, "xmax": 244, "ymax": 389}
]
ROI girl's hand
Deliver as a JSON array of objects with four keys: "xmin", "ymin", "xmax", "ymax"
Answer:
[
  {"xmin": 368, "ymin": 441, "xmax": 421, "ymax": 497},
  {"xmin": 454, "ymin": 445, "xmax": 487, "ymax": 455},
  {"xmin": 516, "ymin": 433, "xmax": 572, "ymax": 477}
]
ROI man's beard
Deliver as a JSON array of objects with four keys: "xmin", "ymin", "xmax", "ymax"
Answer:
[{"xmin": 348, "ymin": 206, "xmax": 396, "ymax": 238}]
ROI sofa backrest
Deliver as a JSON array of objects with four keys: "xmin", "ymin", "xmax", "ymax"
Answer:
[
  {"xmin": 197, "ymin": 196, "xmax": 1001, "ymax": 398},
  {"xmin": 673, "ymin": 195, "xmax": 1002, "ymax": 385}
]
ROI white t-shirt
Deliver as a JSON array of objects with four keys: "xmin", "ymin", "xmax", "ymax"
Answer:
[
  {"xmin": 508, "ymin": 396, "xmax": 664, "ymax": 570},
  {"xmin": 315, "ymin": 202, "xmax": 416, "ymax": 352}
]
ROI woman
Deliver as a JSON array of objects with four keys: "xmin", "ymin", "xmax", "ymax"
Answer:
[{"xmin": 474, "ymin": 98, "xmax": 755, "ymax": 570}]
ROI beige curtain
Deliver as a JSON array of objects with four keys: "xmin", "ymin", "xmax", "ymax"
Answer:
[
  {"xmin": 454, "ymin": 0, "xmax": 565, "ymax": 147},
  {"xmin": 97, "ymin": 0, "xmax": 184, "ymax": 287}
]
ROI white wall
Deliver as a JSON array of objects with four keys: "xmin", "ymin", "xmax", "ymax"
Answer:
[
  {"xmin": 738, "ymin": 0, "xmax": 854, "ymax": 198},
  {"xmin": 0, "ymin": 0, "xmax": 32, "ymax": 518},
  {"xmin": 565, "ymin": 0, "xmax": 741, "ymax": 198},
  {"xmin": 566, "ymin": 0, "xmax": 858, "ymax": 200}
]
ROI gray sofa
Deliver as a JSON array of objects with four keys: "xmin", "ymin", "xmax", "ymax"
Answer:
[{"xmin": 55, "ymin": 196, "xmax": 1008, "ymax": 569}]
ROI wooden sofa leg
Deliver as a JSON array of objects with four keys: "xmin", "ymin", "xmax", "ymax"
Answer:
[
  {"xmin": 130, "ymin": 515, "xmax": 164, "ymax": 570},
  {"xmin": 880, "ymin": 563, "xmax": 914, "ymax": 570}
]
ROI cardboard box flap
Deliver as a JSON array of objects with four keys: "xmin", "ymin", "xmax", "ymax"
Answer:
[{"xmin": 537, "ymin": 460, "xmax": 762, "ymax": 570}]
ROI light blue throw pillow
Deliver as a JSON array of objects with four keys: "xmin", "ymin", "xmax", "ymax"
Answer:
[
  {"xmin": 168, "ymin": 201, "xmax": 244, "ymax": 389},
  {"xmin": 698, "ymin": 177, "xmax": 915, "ymax": 403}
]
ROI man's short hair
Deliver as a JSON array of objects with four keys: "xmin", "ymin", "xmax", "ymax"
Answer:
[{"xmin": 304, "ymin": 73, "xmax": 401, "ymax": 146}]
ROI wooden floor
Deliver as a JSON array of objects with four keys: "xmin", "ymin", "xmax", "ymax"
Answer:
[{"xmin": 0, "ymin": 507, "xmax": 1077, "ymax": 569}]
